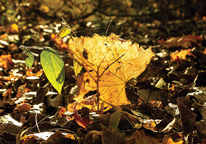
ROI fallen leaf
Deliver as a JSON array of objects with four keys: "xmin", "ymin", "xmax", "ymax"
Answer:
[
  {"xmin": 170, "ymin": 49, "xmax": 196, "ymax": 62},
  {"xmin": 26, "ymin": 69, "xmax": 43, "ymax": 77},
  {"xmin": 102, "ymin": 124, "xmax": 126, "ymax": 144},
  {"xmin": 126, "ymin": 130, "xmax": 160, "ymax": 144},
  {"xmin": 21, "ymin": 135, "xmax": 37, "ymax": 143},
  {"xmin": 65, "ymin": 133, "xmax": 75, "ymax": 140},
  {"xmin": 0, "ymin": 54, "xmax": 14, "ymax": 70},
  {"xmin": 8, "ymin": 43, "xmax": 18, "ymax": 51},
  {"xmin": 162, "ymin": 136, "xmax": 183, "ymax": 144},
  {"xmin": 59, "ymin": 107, "xmax": 66, "ymax": 118},
  {"xmin": 10, "ymin": 23, "xmax": 19, "ymax": 33},
  {"xmin": 16, "ymin": 84, "xmax": 31, "ymax": 99},
  {"xmin": 67, "ymin": 33, "xmax": 154, "ymax": 110},
  {"xmin": 14, "ymin": 103, "xmax": 31, "ymax": 112},
  {"xmin": 177, "ymin": 97, "xmax": 197, "ymax": 134},
  {"xmin": 73, "ymin": 105, "xmax": 92, "ymax": 129},
  {"xmin": 158, "ymin": 35, "xmax": 202, "ymax": 48},
  {"xmin": 2, "ymin": 88, "xmax": 12, "ymax": 104},
  {"xmin": 39, "ymin": 5, "xmax": 49, "ymax": 13}
]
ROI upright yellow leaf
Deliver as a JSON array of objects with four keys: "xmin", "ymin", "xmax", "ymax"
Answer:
[
  {"xmin": 73, "ymin": 60, "xmax": 83, "ymax": 76},
  {"xmin": 57, "ymin": 26, "xmax": 71, "ymax": 40},
  {"xmin": 67, "ymin": 33, "xmax": 154, "ymax": 111}
]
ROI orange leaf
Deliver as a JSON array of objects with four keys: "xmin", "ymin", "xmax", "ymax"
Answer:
[
  {"xmin": 26, "ymin": 69, "xmax": 43, "ymax": 77},
  {"xmin": 59, "ymin": 107, "xmax": 66, "ymax": 117},
  {"xmin": 162, "ymin": 136, "xmax": 183, "ymax": 144},
  {"xmin": 170, "ymin": 49, "xmax": 195, "ymax": 62},
  {"xmin": 60, "ymin": 43, "xmax": 68, "ymax": 50},
  {"xmin": 10, "ymin": 23, "xmax": 19, "ymax": 33},
  {"xmin": 8, "ymin": 43, "xmax": 18, "ymax": 51},
  {"xmin": 65, "ymin": 133, "xmax": 75, "ymax": 140},
  {"xmin": 51, "ymin": 33, "xmax": 57, "ymax": 40},
  {"xmin": 39, "ymin": 5, "xmax": 49, "ymax": 13},
  {"xmin": 21, "ymin": 135, "xmax": 37, "ymax": 143},
  {"xmin": 204, "ymin": 48, "xmax": 206, "ymax": 55},
  {"xmin": 0, "ymin": 54, "xmax": 14, "ymax": 70},
  {"xmin": 0, "ymin": 33, "xmax": 8, "ymax": 40},
  {"xmin": 67, "ymin": 33, "xmax": 154, "ymax": 111}
]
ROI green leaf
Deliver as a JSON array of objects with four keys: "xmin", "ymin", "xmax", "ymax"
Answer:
[
  {"xmin": 40, "ymin": 48, "xmax": 65, "ymax": 94},
  {"xmin": 25, "ymin": 49, "xmax": 34, "ymax": 69},
  {"xmin": 109, "ymin": 107, "xmax": 122, "ymax": 130},
  {"xmin": 19, "ymin": 46, "xmax": 34, "ymax": 69},
  {"xmin": 73, "ymin": 60, "xmax": 83, "ymax": 76}
]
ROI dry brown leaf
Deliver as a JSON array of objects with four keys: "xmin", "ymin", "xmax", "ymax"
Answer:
[
  {"xmin": 126, "ymin": 130, "xmax": 160, "ymax": 144},
  {"xmin": 158, "ymin": 35, "xmax": 202, "ymax": 48},
  {"xmin": 16, "ymin": 84, "xmax": 31, "ymax": 99},
  {"xmin": 14, "ymin": 103, "xmax": 31, "ymax": 112},
  {"xmin": 67, "ymin": 33, "xmax": 154, "ymax": 111},
  {"xmin": 162, "ymin": 136, "xmax": 183, "ymax": 144}
]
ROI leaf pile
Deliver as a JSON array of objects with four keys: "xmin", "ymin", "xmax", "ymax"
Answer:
[{"xmin": 1, "ymin": 6, "xmax": 206, "ymax": 143}]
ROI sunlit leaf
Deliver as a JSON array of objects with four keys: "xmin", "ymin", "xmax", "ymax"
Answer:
[
  {"xmin": 170, "ymin": 49, "xmax": 196, "ymax": 62},
  {"xmin": 57, "ymin": 25, "xmax": 71, "ymax": 40},
  {"xmin": 25, "ymin": 49, "xmax": 34, "ymax": 69},
  {"xmin": 10, "ymin": 23, "xmax": 19, "ymax": 32},
  {"xmin": 19, "ymin": 46, "xmax": 34, "ymax": 69},
  {"xmin": 40, "ymin": 48, "xmax": 65, "ymax": 94},
  {"xmin": 162, "ymin": 136, "xmax": 183, "ymax": 144},
  {"xmin": 59, "ymin": 107, "xmax": 66, "ymax": 117},
  {"xmin": 73, "ymin": 60, "xmax": 83, "ymax": 76},
  {"xmin": 59, "ymin": 15, "xmax": 77, "ymax": 37},
  {"xmin": 67, "ymin": 33, "xmax": 154, "ymax": 111}
]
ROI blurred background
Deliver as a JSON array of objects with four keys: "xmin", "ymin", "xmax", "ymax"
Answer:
[{"xmin": 0, "ymin": 0, "xmax": 206, "ymax": 49}]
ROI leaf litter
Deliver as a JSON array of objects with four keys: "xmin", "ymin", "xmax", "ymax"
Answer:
[{"xmin": 1, "ymin": 16, "xmax": 206, "ymax": 144}]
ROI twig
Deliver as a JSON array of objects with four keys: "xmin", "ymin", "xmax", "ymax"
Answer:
[{"xmin": 35, "ymin": 112, "xmax": 41, "ymax": 133}]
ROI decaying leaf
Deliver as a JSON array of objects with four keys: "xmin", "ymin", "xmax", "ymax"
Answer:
[
  {"xmin": 67, "ymin": 33, "xmax": 154, "ymax": 111},
  {"xmin": 102, "ymin": 124, "xmax": 126, "ymax": 144},
  {"xmin": 158, "ymin": 35, "xmax": 202, "ymax": 48},
  {"xmin": 14, "ymin": 103, "xmax": 32, "ymax": 112},
  {"xmin": 177, "ymin": 97, "xmax": 197, "ymax": 134},
  {"xmin": 126, "ymin": 130, "xmax": 160, "ymax": 144},
  {"xmin": 73, "ymin": 105, "xmax": 92, "ymax": 128}
]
